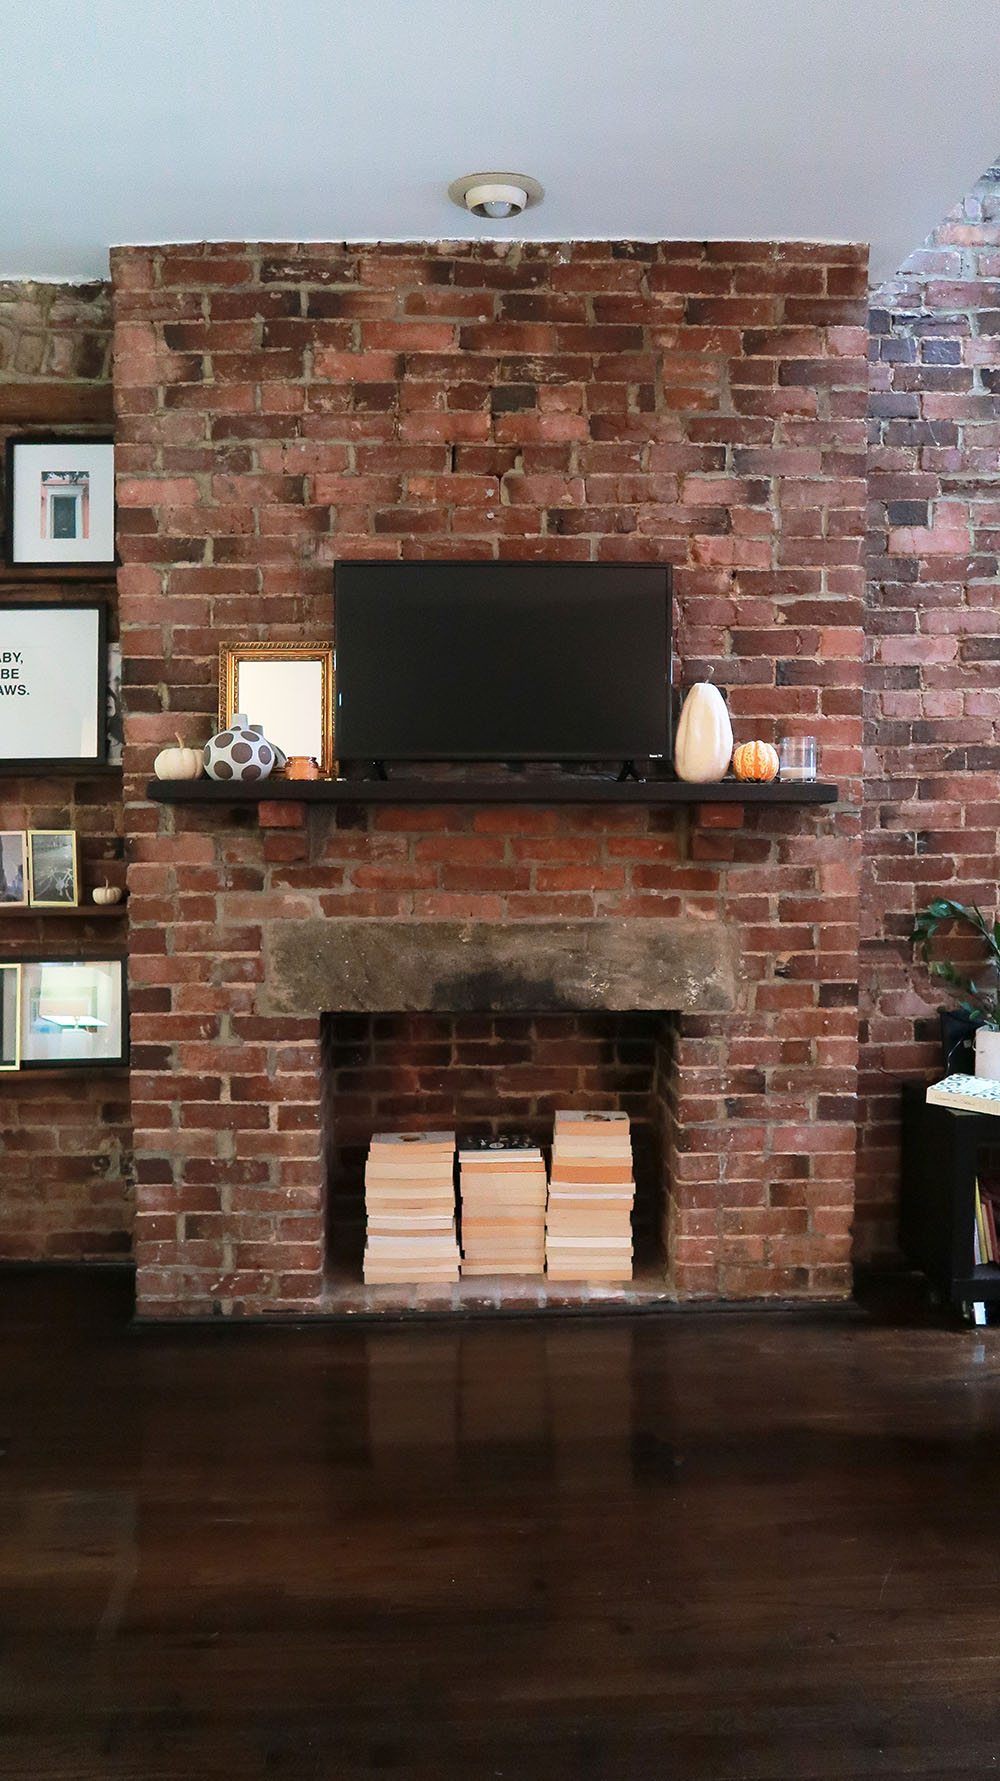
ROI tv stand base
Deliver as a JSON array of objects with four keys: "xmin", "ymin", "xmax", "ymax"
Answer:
[{"xmin": 616, "ymin": 759, "xmax": 643, "ymax": 782}]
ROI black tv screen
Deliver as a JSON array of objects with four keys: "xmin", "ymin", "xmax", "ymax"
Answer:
[{"xmin": 333, "ymin": 562, "xmax": 672, "ymax": 762}]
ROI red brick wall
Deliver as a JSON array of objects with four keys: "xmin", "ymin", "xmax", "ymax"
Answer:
[
  {"xmin": 112, "ymin": 239, "xmax": 866, "ymax": 1315},
  {"xmin": 0, "ymin": 280, "xmax": 134, "ymax": 1262},
  {"xmin": 858, "ymin": 166, "xmax": 1000, "ymax": 1259}
]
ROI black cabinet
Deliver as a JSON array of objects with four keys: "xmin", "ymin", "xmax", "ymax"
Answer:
[{"xmin": 900, "ymin": 1084, "xmax": 1000, "ymax": 1308}]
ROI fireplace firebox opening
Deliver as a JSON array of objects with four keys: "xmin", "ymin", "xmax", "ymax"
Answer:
[{"xmin": 319, "ymin": 1010, "xmax": 677, "ymax": 1308}]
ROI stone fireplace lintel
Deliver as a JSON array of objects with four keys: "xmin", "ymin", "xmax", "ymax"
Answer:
[{"xmin": 263, "ymin": 919, "xmax": 739, "ymax": 1016}]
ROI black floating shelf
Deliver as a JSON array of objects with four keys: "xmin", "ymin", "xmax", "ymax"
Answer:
[{"xmin": 147, "ymin": 777, "xmax": 838, "ymax": 807}]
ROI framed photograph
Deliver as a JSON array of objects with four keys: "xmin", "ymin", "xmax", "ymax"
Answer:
[
  {"xmin": 106, "ymin": 641, "xmax": 123, "ymax": 766},
  {"xmin": 5, "ymin": 438, "xmax": 115, "ymax": 566},
  {"xmin": 27, "ymin": 830, "xmax": 79, "ymax": 907},
  {"xmin": 0, "ymin": 831, "xmax": 28, "ymax": 906},
  {"xmin": 0, "ymin": 964, "xmax": 21, "ymax": 1070},
  {"xmin": 19, "ymin": 958, "xmax": 128, "ymax": 1069},
  {"xmin": 219, "ymin": 642, "xmax": 335, "ymax": 775},
  {"xmin": 0, "ymin": 603, "xmax": 107, "ymax": 770}
]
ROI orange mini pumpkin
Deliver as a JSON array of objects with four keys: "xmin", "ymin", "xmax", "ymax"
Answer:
[{"xmin": 732, "ymin": 740, "xmax": 779, "ymax": 782}]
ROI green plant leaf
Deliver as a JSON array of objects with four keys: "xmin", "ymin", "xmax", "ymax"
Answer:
[{"xmin": 913, "ymin": 898, "xmax": 1000, "ymax": 1020}]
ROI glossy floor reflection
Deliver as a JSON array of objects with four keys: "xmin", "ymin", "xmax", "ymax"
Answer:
[{"xmin": 1, "ymin": 1270, "xmax": 998, "ymax": 1779}]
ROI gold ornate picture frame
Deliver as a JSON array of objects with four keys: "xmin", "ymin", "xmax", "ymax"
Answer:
[
  {"xmin": 27, "ymin": 829, "xmax": 79, "ymax": 907},
  {"xmin": 219, "ymin": 643, "xmax": 336, "ymax": 776}
]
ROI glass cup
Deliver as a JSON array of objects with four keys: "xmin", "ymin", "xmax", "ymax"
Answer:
[{"xmin": 778, "ymin": 735, "xmax": 817, "ymax": 782}]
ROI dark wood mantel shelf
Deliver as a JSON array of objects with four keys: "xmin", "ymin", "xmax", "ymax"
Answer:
[{"xmin": 147, "ymin": 777, "xmax": 838, "ymax": 807}]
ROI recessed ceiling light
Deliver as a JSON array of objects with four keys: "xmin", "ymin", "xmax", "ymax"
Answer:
[{"xmin": 448, "ymin": 173, "xmax": 544, "ymax": 220}]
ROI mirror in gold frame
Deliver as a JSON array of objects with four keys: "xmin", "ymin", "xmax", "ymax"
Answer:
[{"xmin": 219, "ymin": 643, "xmax": 335, "ymax": 775}]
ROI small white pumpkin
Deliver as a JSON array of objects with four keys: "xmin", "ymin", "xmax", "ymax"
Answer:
[
  {"xmin": 154, "ymin": 734, "xmax": 204, "ymax": 780},
  {"xmin": 92, "ymin": 882, "xmax": 124, "ymax": 906},
  {"xmin": 674, "ymin": 682, "xmax": 734, "ymax": 783}
]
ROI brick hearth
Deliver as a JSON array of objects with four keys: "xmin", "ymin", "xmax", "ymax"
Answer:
[{"xmin": 114, "ymin": 237, "xmax": 865, "ymax": 1317}]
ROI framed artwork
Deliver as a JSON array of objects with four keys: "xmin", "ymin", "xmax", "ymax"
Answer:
[
  {"xmin": 18, "ymin": 957, "xmax": 128, "ymax": 1069},
  {"xmin": 106, "ymin": 641, "xmax": 123, "ymax": 766},
  {"xmin": 0, "ymin": 831, "xmax": 28, "ymax": 905},
  {"xmin": 0, "ymin": 964, "xmax": 21, "ymax": 1070},
  {"xmin": 5, "ymin": 437, "xmax": 115, "ymax": 566},
  {"xmin": 0, "ymin": 603, "xmax": 107, "ymax": 770},
  {"xmin": 219, "ymin": 642, "xmax": 335, "ymax": 775},
  {"xmin": 27, "ymin": 830, "xmax": 79, "ymax": 907}
]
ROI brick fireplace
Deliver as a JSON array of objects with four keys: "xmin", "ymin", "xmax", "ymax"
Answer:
[
  {"xmin": 302, "ymin": 910, "xmax": 733, "ymax": 1307},
  {"xmin": 114, "ymin": 237, "xmax": 866, "ymax": 1317}
]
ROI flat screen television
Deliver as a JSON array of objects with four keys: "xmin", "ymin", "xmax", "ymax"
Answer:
[{"xmin": 333, "ymin": 562, "xmax": 672, "ymax": 764}]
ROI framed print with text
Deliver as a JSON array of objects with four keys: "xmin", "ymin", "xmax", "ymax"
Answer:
[
  {"xmin": 0, "ymin": 604, "xmax": 107, "ymax": 771},
  {"xmin": 5, "ymin": 438, "xmax": 115, "ymax": 566}
]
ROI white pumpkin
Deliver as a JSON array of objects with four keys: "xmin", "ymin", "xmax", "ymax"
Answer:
[
  {"xmin": 154, "ymin": 735, "xmax": 204, "ymax": 780},
  {"xmin": 92, "ymin": 883, "xmax": 124, "ymax": 906},
  {"xmin": 674, "ymin": 682, "xmax": 734, "ymax": 783}
]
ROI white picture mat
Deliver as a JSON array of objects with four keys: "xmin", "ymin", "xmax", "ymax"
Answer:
[
  {"xmin": 20, "ymin": 960, "xmax": 124, "ymax": 1064},
  {"xmin": 11, "ymin": 442, "xmax": 115, "ymax": 563},
  {"xmin": 0, "ymin": 607, "xmax": 102, "ymax": 760},
  {"xmin": 233, "ymin": 659, "xmax": 325, "ymax": 760}
]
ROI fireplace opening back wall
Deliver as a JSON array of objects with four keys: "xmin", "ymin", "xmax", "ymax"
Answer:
[{"xmin": 320, "ymin": 1010, "xmax": 676, "ymax": 1309}]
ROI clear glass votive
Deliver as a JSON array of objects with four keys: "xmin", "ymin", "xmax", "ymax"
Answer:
[{"xmin": 778, "ymin": 735, "xmax": 817, "ymax": 781}]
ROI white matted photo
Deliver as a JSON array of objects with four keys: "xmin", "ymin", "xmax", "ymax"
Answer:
[
  {"xmin": 6, "ymin": 439, "xmax": 115, "ymax": 565},
  {"xmin": 0, "ymin": 831, "xmax": 28, "ymax": 905},
  {"xmin": 0, "ymin": 963, "xmax": 21, "ymax": 1070},
  {"xmin": 19, "ymin": 958, "xmax": 127, "ymax": 1068},
  {"xmin": 0, "ymin": 604, "xmax": 107, "ymax": 767},
  {"xmin": 27, "ymin": 829, "xmax": 79, "ymax": 906}
]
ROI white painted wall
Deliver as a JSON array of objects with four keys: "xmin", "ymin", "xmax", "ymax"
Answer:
[{"xmin": 0, "ymin": 0, "xmax": 996, "ymax": 284}]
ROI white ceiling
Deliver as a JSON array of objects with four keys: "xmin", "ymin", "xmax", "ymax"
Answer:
[{"xmin": 0, "ymin": 0, "xmax": 997, "ymax": 287}]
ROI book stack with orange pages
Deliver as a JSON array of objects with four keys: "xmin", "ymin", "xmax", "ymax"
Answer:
[
  {"xmin": 458, "ymin": 1140, "xmax": 548, "ymax": 1276},
  {"xmin": 362, "ymin": 1131, "xmax": 461, "ymax": 1284},
  {"xmin": 545, "ymin": 1110, "xmax": 635, "ymax": 1281}
]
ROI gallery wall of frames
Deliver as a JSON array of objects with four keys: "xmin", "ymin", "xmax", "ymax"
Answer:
[
  {"xmin": 0, "ymin": 302, "xmax": 133, "ymax": 1260},
  {"xmin": 1, "ymin": 440, "xmax": 128, "ymax": 1062}
]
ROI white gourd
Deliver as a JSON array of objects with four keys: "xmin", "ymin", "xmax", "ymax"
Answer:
[
  {"xmin": 673, "ymin": 682, "xmax": 733, "ymax": 783},
  {"xmin": 92, "ymin": 883, "xmax": 124, "ymax": 905},
  {"xmin": 154, "ymin": 734, "xmax": 204, "ymax": 780}
]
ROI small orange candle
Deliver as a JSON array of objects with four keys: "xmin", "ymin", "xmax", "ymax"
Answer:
[{"xmin": 284, "ymin": 755, "xmax": 321, "ymax": 780}]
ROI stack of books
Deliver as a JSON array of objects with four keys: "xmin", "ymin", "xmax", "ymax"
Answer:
[
  {"xmin": 975, "ymin": 1179, "xmax": 1000, "ymax": 1265},
  {"xmin": 459, "ymin": 1140, "xmax": 548, "ymax": 1276},
  {"xmin": 362, "ymin": 1130, "xmax": 461, "ymax": 1285},
  {"xmin": 546, "ymin": 1109, "xmax": 635, "ymax": 1281}
]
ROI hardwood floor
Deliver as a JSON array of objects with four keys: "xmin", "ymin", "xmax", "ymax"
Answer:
[{"xmin": 1, "ymin": 1269, "xmax": 999, "ymax": 1780}]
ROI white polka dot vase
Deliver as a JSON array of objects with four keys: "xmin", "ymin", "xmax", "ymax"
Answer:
[{"xmin": 203, "ymin": 714, "xmax": 281, "ymax": 783}]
